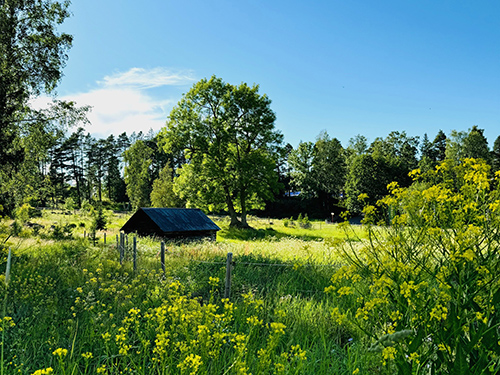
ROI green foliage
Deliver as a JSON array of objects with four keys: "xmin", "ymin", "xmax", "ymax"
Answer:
[
  {"xmin": 81, "ymin": 199, "xmax": 92, "ymax": 213},
  {"xmin": 328, "ymin": 158, "xmax": 500, "ymax": 374},
  {"xmin": 297, "ymin": 213, "xmax": 311, "ymax": 229},
  {"xmin": 150, "ymin": 162, "xmax": 182, "ymax": 208},
  {"xmin": 50, "ymin": 224, "xmax": 73, "ymax": 240},
  {"xmin": 311, "ymin": 131, "xmax": 346, "ymax": 202},
  {"xmin": 462, "ymin": 125, "xmax": 491, "ymax": 163},
  {"xmin": 14, "ymin": 203, "xmax": 32, "ymax": 223},
  {"xmin": 64, "ymin": 197, "xmax": 77, "ymax": 211},
  {"xmin": 0, "ymin": 1, "xmax": 91, "ymax": 214},
  {"xmin": 445, "ymin": 129, "xmax": 467, "ymax": 163},
  {"xmin": 282, "ymin": 217, "xmax": 292, "ymax": 227},
  {"xmin": 90, "ymin": 204, "xmax": 107, "ymax": 232},
  {"xmin": 344, "ymin": 154, "xmax": 387, "ymax": 213},
  {"xmin": 288, "ymin": 131, "xmax": 346, "ymax": 206},
  {"xmin": 493, "ymin": 135, "xmax": 500, "ymax": 173},
  {"xmin": 288, "ymin": 141, "xmax": 315, "ymax": 197},
  {"xmin": 124, "ymin": 140, "xmax": 153, "ymax": 210},
  {"xmin": 161, "ymin": 76, "xmax": 283, "ymax": 228}
]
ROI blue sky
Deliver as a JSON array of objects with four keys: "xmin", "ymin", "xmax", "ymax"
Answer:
[{"xmin": 49, "ymin": 0, "xmax": 500, "ymax": 148}]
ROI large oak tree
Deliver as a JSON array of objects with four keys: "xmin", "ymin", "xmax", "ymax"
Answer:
[{"xmin": 160, "ymin": 76, "xmax": 283, "ymax": 228}]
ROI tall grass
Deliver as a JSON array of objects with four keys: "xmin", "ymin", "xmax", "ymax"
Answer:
[{"xmin": 0, "ymin": 219, "xmax": 361, "ymax": 374}]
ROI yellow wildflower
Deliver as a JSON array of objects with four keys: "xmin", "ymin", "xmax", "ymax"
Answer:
[
  {"xmin": 52, "ymin": 348, "xmax": 68, "ymax": 357},
  {"xmin": 31, "ymin": 368, "xmax": 53, "ymax": 375}
]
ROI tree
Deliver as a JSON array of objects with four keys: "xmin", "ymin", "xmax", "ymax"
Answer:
[
  {"xmin": 0, "ymin": 0, "xmax": 72, "ymax": 160},
  {"xmin": 420, "ymin": 130, "xmax": 447, "ymax": 173},
  {"xmin": 369, "ymin": 131, "xmax": 419, "ymax": 187},
  {"xmin": 288, "ymin": 141, "xmax": 315, "ymax": 197},
  {"xmin": 86, "ymin": 136, "xmax": 108, "ymax": 202},
  {"xmin": 275, "ymin": 143, "xmax": 293, "ymax": 197},
  {"xmin": 432, "ymin": 129, "xmax": 447, "ymax": 162},
  {"xmin": 445, "ymin": 130, "xmax": 467, "ymax": 163},
  {"xmin": 104, "ymin": 135, "xmax": 127, "ymax": 203},
  {"xmin": 150, "ymin": 163, "xmax": 182, "ymax": 208},
  {"xmin": 344, "ymin": 154, "xmax": 389, "ymax": 214},
  {"xmin": 345, "ymin": 134, "xmax": 368, "ymax": 167},
  {"xmin": 311, "ymin": 131, "xmax": 346, "ymax": 207},
  {"xmin": 61, "ymin": 127, "xmax": 87, "ymax": 207},
  {"xmin": 462, "ymin": 125, "xmax": 490, "ymax": 163},
  {"xmin": 419, "ymin": 133, "xmax": 435, "ymax": 174},
  {"xmin": 0, "ymin": 0, "xmax": 90, "ymax": 214},
  {"xmin": 124, "ymin": 140, "xmax": 153, "ymax": 210},
  {"xmin": 160, "ymin": 76, "xmax": 283, "ymax": 228},
  {"xmin": 492, "ymin": 135, "xmax": 500, "ymax": 173}
]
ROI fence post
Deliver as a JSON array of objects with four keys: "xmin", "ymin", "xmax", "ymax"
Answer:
[
  {"xmin": 160, "ymin": 241, "xmax": 165, "ymax": 276},
  {"xmin": 224, "ymin": 252, "xmax": 233, "ymax": 299},
  {"xmin": 104, "ymin": 232, "xmax": 106, "ymax": 245},
  {"xmin": 133, "ymin": 236, "xmax": 137, "ymax": 272},
  {"xmin": 120, "ymin": 233, "xmax": 124, "ymax": 265}
]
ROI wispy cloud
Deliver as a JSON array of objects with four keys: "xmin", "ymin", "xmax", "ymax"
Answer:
[
  {"xmin": 34, "ymin": 67, "xmax": 196, "ymax": 138},
  {"xmin": 63, "ymin": 87, "xmax": 174, "ymax": 137},
  {"xmin": 100, "ymin": 67, "xmax": 196, "ymax": 89}
]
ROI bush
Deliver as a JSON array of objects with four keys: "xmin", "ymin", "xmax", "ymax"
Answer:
[
  {"xmin": 283, "ymin": 217, "xmax": 295, "ymax": 228},
  {"xmin": 51, "ymin": 224, "xmax": 74, "ymax": 240},
  {"xmin": 297, "ymin": 213, "xmax": 311, "ymax": 229},
  {"xmin": 91, "ymin": 204, "xmax": 107, "ymax": 232},
  {"xmin": 64, "ymin": 197, "xmax": 77, "ymax": 211},
  {"xmin": 327, "ymin": 159, "xmax": 500, "ymax": 374}
]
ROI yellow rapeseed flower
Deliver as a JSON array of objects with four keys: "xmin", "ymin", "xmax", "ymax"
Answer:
[
  {"xmin": 31, "ymin": 368, "xmax": 53, "ymax": 375},
  {"xmin": 270, "ymin": 322, "xmax": 286, "ymax": 335},
  {"xmin": 382, "ymin": 346, "xmax": 396, "ymax": 366},
  {"xmin": 409, "ymin": 352, "xmax": 420, "ymax": 363},
  {"xmin": 52, "ymin": 348, "xmax": 68, "ymax": 357},
  {"xmin": 429, "ymin": 305, "xmax": 448, "ymax": 321},
  {"xmin": 81, "ymin": 352, "xmax": 93, "ymax": 359},
  {"xmin": 246, "ymin": 316, "xmax": 263, "ymax": 326}
]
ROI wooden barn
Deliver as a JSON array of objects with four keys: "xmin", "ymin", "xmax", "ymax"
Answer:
[{"xmin": 120, "ymin": 208, "xmax": 220, "ymax": 241}]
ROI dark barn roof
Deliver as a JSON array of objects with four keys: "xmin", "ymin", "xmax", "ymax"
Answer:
[{"xmin": 120, "ymin": 208, "xmax": 220, "ymax": 240}]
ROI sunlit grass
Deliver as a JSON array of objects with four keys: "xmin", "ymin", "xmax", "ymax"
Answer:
[{"xmin": 0, "ymin": 210, "xmax": 369, "ymax": 374}]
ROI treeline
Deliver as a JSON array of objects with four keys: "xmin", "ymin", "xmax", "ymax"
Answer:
[
  {"xmin": 2, "ymin": 0, "xmax": 499, "ymax": 221},
  {"xmin": 284, "ymin": 127, "xmax": 500, "ymax": 217},
  {"xmin": 2, "ymin": 122, "xmax": 499, "ymax": 220}
]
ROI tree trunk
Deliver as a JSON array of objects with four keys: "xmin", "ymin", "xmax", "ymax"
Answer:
[
  {"xmin": 224, "ymin": 187, "xmax": 251, "ymax": 228},
  {"xmin": 224, "ymin": 188, "xmax": 241, "ymax": 227},
  {"xmin": 239, "ymin": 189, "xmax": 251, "ymax": 228}
]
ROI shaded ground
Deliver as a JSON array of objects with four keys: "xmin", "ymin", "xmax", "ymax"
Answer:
[{"xmin": 219, "ymin": 227, "xmax": 326, "ymax": 242}]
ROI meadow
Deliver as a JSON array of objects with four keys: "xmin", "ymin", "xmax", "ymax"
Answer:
[
  {"xmin": 1, "ymin": 210, "xmax": 369, "ymax": 375},
  {"xmin": 1, "ymin": 159, "xmax": 500, "ymax": 375}
]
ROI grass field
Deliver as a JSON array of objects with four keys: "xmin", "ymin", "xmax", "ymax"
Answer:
[
  {"xmin": 2, "ymin": 204, "xmax": 499, "ymax": 374},
  {"xmin": 0, "ymin": 209, "xmax": 369, "ymax": 375}
]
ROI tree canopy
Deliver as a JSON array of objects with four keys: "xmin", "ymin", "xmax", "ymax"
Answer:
[
  {"xmin": 160, "ymin": 76, "xmax": 283, "ymax": 228},
  {"xmin": 0, "ymin": 0, "xmax": 90, "ymax": 213}
]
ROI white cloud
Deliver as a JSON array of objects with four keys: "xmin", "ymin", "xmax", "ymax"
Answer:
[
  {"xmin": 33, "ymin": 67, "xmax": 195, "ymax": 138},
  {"xmin": 100, "ymin": 67, "xmax": 195, "ymax": 89},
  {"xmin": 63, "ymin": 87, "xmax": 174, "ymax": 137}
]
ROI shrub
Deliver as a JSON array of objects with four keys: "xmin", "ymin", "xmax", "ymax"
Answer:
[
  {"xmin": 91, "ymin": 204, "xmax": 107, "ymax": 231},
  {"xmin": 297, "ymin": 213, "xmax": 311, "ymax": 229},
  {"xmin": 283, "ymin": 217, "xmax": 295, "ymax": 228},
  {"xmin": 327, "ymin": 159, "xmax": 500, "ymax": 374},
  {"xmin": 51, "ymin": 224, "xmax": 73, "ymax": 240}
]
